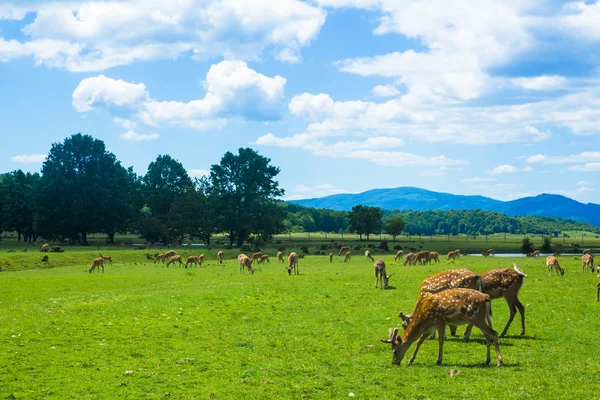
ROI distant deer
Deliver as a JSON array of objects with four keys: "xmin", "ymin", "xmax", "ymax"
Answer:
[
  {"xmin": 238, "ymin": 254, "xmax": 254, "ymax": 274},
  {"xmin": 365, "ymin": 250, "xmax": 374, "ymax": 262},
  {"xmin": 546, "ymin": 256, "xmax": 564, "ymax": 276},
  {"xmin": 99, "ymin": 253, "xmax": 112, "ymax": 265},
  {"xmin": 329, "ymin": 253, "xmax": 333, "ymax": 263},
  {"xmin": 185, "ymin": 256, "xmax": 200, "ymax": 268},
  {"xmin": 251, "ymin": 252, "xmax": 263, "ymax": 264},
  {"xmin": 374, "ymin": 259, "xmax": 392, "ymax": 289},
  {"xmin": 154, "ymin": 254, "xmax": 166, "ymax": 264},
  {"xmin": 343, "ymin": 251, "xmax": 351, "ymax": 262},
  {"xmin": 446, "ymin": 250, "xmax": 459, "ymax": 260},
  {"xmin": 217, "ymin": 251, "xmax": 225, "ymax": 264},
  {"xmin": 277, "ymin": 251, "xmax": 284, "ymax": 263},
  {"xmin": 383, "ymin": 289, "xmax": 502, "ymax": 366},
  {"xmin": 258, "ymin": 255, "xmax": 270, "ymax": 264},
  {"xmin": 164, "ymin": 250, "xmax": 177, "ymax": 259},
  {"xmin": 40, "ymin": 243, "xmax": 49, "ymax": 252},
  {"xmin": 404, "ymin": 253, "xmax": 416, "ymax": 266},
  {"xmin": 483, "ymin": 249, "xmax": 495, "ymax": 258},
  {"xmin": 394, "ymin": 250, "xmax": 404, "ymax": 260},
  {"xmin": 532, "ymin": 250, "xmax": 540, "ymax": 257},
  {"xmin": 287, "ymin": 252, "xmax": 299, "ymax": 275},
  {"xmin": 338, "ymin": 246, "xmax": 350, "ymax": 256},
  {"xmin": 429, "ymin": 252, "xmax": 440, "ymax": 263},
  {"xmin": 463, "ymin": 264, "xmax": 527, "ymax": 340},
  {"xmin": 415, "ymin": 250, "xmax": 430, "ymax": 265},
  {"xmin": 166, "ymin": 255, "xmax": 183, "ymax": 268},
  {"xmin": 582, "ymin": 254, "xmax": 594, "ymax": 273},
  {"xmin": 89, "ymin": 257, "xmax": 105, "ymax": 273},
  {"xmin": 583, "ymin": 249, "xmax": 591, "ymax": 255}
]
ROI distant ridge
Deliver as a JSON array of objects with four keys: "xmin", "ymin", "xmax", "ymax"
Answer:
[{"xmin": 289, "ymin": 187, "xmax": 600, "ymax": 226}]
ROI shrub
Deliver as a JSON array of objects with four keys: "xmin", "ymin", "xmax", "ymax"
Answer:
[
  {"xmin": 277, "ymin": 246, "xmax": 286, "ymax": 252},
  {"xmin": 520, "ymin": 238, "xmax": 534, "ymax": 254},
  {"xmin": 314, "ymin": 251, "xmax": 323, "ymax": 255},
  {"xmin": 241, "ymin": 244, "xmax": 251, "ymax": 252},
  {"xmin": 300, "ymin": 246, "xmax": 310, "ymax": 254},
  {"xmin": 393, "ymin": 245, "xmax": 402, "ymax": 250},
  {"xmin": 353, "ymin": 245, "xmax": 362, "ymax": 251},
  {"xmin": 319, "ymin": 244, "xmax": 328, "ymax": 251},
  {"xmin": 367, "ymin": 244, "xmax": 376, "ymax": 249},
  {"xmin": 541, "ymin": 237, "xmax": 552, "ymax": 253},
  {"xmin": 50, "ymin": 246, "xmax": 64, "ymax": 253},
  {"xmin": 378, "ymin": 240, "xmax": 389, "ymax": 252}
]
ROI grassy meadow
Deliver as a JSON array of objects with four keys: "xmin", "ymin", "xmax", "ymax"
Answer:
[{"xmin": 1, "ymin": 244, "xmax": 600, "ymax": 399}]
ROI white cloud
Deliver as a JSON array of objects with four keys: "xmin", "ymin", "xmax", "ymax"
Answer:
[
  {"xmin": 119, "ymin": 131, "xmax": 160, "ymax": 142},
  {"xmin": 73, "ymin": 60, "xmax": 286, "ymax": 131},
  {"xmin": 577, "ymin": 186, "xmax": 594, "ymax": 192},
  {"xmin": 560, "ymin": 1, "xmax": 600, "ymax": 40},
  {"xmin": 526, "ymin": 152, "xmax": 600, "ymax": 165},
  {"xmin": 12, "ymin": 154, "xmax": 47, "ymax": 163},
  {"xmin": 372, "ymin": 84, "xmax": 400, "ymax": 98},
  {"xmin": 568, "ymin": 163, "xmax": 600, "ymax": 172},
  {"xmin": 526, "ymin": 154, "xmax": 546, "ymax": 163},
  {"xmin": 461, "ymin": 177, "xmax": 497, "ymax": 183},
  {"xmin": 485, "ymin": 165, "xmax": 518, "ymax": 175},
  {"xmin": 1, "ymin": 0, "xmax": 326, "ymax": 71},
  {"xmin": 284, "ymin": 183, "xmax": 351, "ymax": 200},
  {"xmin": 511, "ymin": 75, "xmax": 567, "ymax": 91},
  {"xmin": 521, "ymin": 166, "xmax": 533, "ymax": 172},
  {"xmin": 188, "ymin": 169, "xmax": 209, "ymax": 178},
  {"xmin": 576, "ymin": 181, "xmax": 593, "ymax": 187}
]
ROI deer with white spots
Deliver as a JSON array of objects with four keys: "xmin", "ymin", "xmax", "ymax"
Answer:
[
  {"xmin": 365, "ymin": 250, "xmax": 374, "ymax": 262},
  {"xmin": 382, "ymin": 288, "xmax": 502, "ymax": 366},
  {"xmin": 463, "ymin": 264, "xmax": 527, "ymax": 340},
  {"xmin": 374, "ymin": 259, "xmax": 392, "ymax": 289},
  {"xmin": 546, "ymin": 256, "xmax": 564, "ymax": 276}
]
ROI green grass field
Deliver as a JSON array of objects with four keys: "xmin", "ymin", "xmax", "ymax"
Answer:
[{"xmin": 1, "ymin": 247, "xmax": 600, "ymax": 399}]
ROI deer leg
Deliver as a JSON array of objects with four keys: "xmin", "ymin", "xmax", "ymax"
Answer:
[
  {"xmin": 500, "ymin": 299, "xmax": 517, "ymax": 337},
  {"xmin": 448, "ymin": 324, "xmax": 458, "ymax": 336},
  {"xmin": 515, "ymin": 298, "xmax": 525, "ymax": 336},
  {"xmin": 462, "ymin": 324, "xmax": 474, "ymax": 342},
  {"xmin": 407, "ymin": 333, "xmax": 428, "ymax": 365},
  {"xmin": 475, "ymin": 323, "xmax": 502, "ymax": 366},
  {"xmin": 436, "ymin": 326, "xmax": 446, "ymax": 365}
]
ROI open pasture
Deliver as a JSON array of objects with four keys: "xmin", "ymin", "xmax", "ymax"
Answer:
[{"xmin": 1, "ymin": 250, "xmax": 600, "ymax": 399}]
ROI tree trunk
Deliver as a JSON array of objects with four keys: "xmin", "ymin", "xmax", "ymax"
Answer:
[
  {"xmin": 81, "ymin": 231, "xmax": 88, "ymax": 245},
  {"xmin": 107, "ymin": 233, "xmax": 115, "ymax": 244},
  {"xmin": 17, "ymin": 231, "xmax": 22, "ymax": 242}
]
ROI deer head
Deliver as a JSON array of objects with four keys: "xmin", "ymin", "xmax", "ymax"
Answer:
[
  {"xmin": 382, "ymin": 274, "xmax": 392, "ymax": 288},
  {"xmin": 398, "ymin": 312, "xmax": 410, "ymax": 329},
  {"xmin": 380, "ymin": 328, "xmax": 409, "ymax": 365}
]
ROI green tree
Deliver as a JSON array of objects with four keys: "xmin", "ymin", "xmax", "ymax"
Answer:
[
  {"xmin": 207, "ymin": 148, "xmax": 285, "ymax": 246},
  {"xmin": 167, "ymin": 190, "xmax": 215, "ymax": 245},
  {"xmin": 143, "ymin": 155, "xmax": 194, "ymax": 217},
  {"xmin": 0, "ymin": 170, "xmax": 40, "ymax": 242},
  {"xmin": 521, "ymin": 237, "xmax": 534, "ymax": 254},
  {"xmin": 384, "ymin": 217, "xmax": 405, "ymax": 241},
  {"xmin": 36, "ymin": 134, "xmax": 135, "ymax": 244},
  {"xmin": 348, "ymin": 205, "xmax": 383, "ymax": 240},
  {"xmin": 541, "ymin": 237, "xmax": 553, "ymax": 253}
]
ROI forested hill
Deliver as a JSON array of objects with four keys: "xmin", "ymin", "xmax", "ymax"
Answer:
[{"xmin": 289, "ymin": 187, "xmax": 600, "ymax": 227}]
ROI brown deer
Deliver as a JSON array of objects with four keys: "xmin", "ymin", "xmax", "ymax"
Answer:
[
  {"xmin": 365, "ymin": 250, "xmax": 374, "ymax": 262},
  {"xmin": 154, "ymin": 254, "xmax": 166, "ymax": 264},
  {"xmin": 446, "ymin": 250, "xmax": 459, "ymax": 260},
  {"xmin": 258, "ymin": 254, "xmax": 270, "ymax": 264},
  {"xmin": 217, "ymin": 251, "xmax": 225, "ymax": 264},
  {"xmin": 89, "ymin": 257, "xmax": 105, "ymax": 273},
  {"xmin": 415, "ymin": 250, "xmax": 430, "ymax": 265},
  {"xmin": 374, "ymin": 259, "xmax": 392, "ymax": 289},
  {"xmin": 164, "ymin": 250, "xmax": 177, "ymax": 259},
  {"xmin": 463, "ymin": 264, "xmax": 526, "ymax": 340},
  {"xmin": 251, "ymin": 252, "xmax": 264, "ymax": 264},
  {"xmin": 329, "ymin": 253, "xmax": 333, "ymax": 263},
  {"xmin": 338, "ymin": 245, "xmax": 350, "ymax": 256},
  {"xmin": 287, "ymin": 252, "xmax": 299, "ymax": 275},
  {"xmin": 238, "ymin": 254, "xmax": 254, "ymax": 274},
  {"xmin": 532, "ymin": 250, "xmax": 540, "ymax": 257},
  {"xmin": 166, "ymin": 255, "xmax": 183, "ymax": 268},
  {"xmin": 394, "ymin": 250, "xmax": 404, "ymax": 260},
  {"xmin": 383, "ymin": 289, "xmax": 502, "ymax": 366},
  {"xmin": 99, "ymin": 253, "xmax": 112, "ymax": 265},
  {"xmin": 116, "ymin": 242, "xmax": 125, "ymax": 250},
  {"xmin": 277, "ymin": 251, "xmax": 284, "ymax": 263},
  {"xmin": 343, "ymin": 251, "xmax": 351, "ymax": 262},
  {"xmin": 582, "ymin": 254, "xmax": 594, "ymax": 273},
  {"xmin": 583, "ymin": 249, "xmax": 591, "ymax": 255},
  {"xmin": 429, "ymin": 252, "xmax": 440, "ymax": 263},
  {"xmin": 483, "ymin": 249, "xmax": 495, "ymax": 258},
  {"xmin": 404, "ymin": 252, "xmax": 416, "ymax": 266},
  {"xmin": 40, "ymin": 243, "xmax": 49, "ymax": 252},
  {"xmin": 185, "ymin": 256, "xmax": 200, "ymax": 268},
  {"xmin": 398, "ymin": 269, "xmax": 482, "ymax": 331},
  {"xmin": 546, "ymin": 256, "xmax": 564, "ymax": 276}
]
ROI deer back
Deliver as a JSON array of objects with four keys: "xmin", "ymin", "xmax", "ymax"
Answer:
[{"xmin": 481, "ymin": 267, "xmax": 525, "ymax": 300}]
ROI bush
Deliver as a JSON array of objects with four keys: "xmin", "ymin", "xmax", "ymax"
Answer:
[
  {"xmin": 354, "ymin": 245, "xmax": 362, "ymax": 251},
  {"xmin": 319, "ymin": 244, "xmax": 328, "ymax": 251},
  {"xmin": 300, "ymin": 246, "xmax": 310, "ymax": 254},
  {"xmin": 393, "ymin": 245, "xmax": 402, "ymax": 250},
  {"xmin": 241, "ymin": 244, "xmax": 252, "ymax": 252},
  {"xmin": 541, "ymin": 237, "xmax": 552, "ymax": 253},
  {"xmin": 50, "ymin": 246, "xmax": 64, "ymax": 253},
  {"xmin": 520, "ymin": 238, "xmax": 534, "ymax": 254},
  {"xmin": 378, "ymin": 240, "xmax": 389, "ymax": 252},
  {"xmin": 367, "ymin": 244, "xmax": 376, "ymax": 249},
  {"xmin": 314, "ymin": 251, "xmax": 323, "ymax": 255},
  {"xmin": 277, "ymin": 246, "xmax": 286, "ymax": 252}
]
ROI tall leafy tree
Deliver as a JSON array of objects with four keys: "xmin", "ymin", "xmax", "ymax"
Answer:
[
  {"xmin": 384, "ymin": 216, "xmax": 405, "ymax": 241},
  {"xmin": 207, "ymin": 148, "xmax": 285, "ymax": 246},
  {"xmin": 36, "ymin": 133, "xmax": 135, "ymax": 244},
  {"xmin": 348, "ymin": 205, "xmax": 383, "ymax": 240},
  {"xmin": 0, "ymin": 170, "xmax": 40, "ymax": 242},
  {"xmin": 167, "ymin": 189, "xmax": 216, "ymax": 245},
  {"xmin": 142, "ymin": 155, "xmax": 194, "ymax": 217}
]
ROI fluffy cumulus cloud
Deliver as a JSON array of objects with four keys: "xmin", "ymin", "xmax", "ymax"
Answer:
[
  {"xmin": 73, "ymin": 60, "xmax": 286, "ymax": 131},
  {"xmin": 0, "ymin": 0, "xmax": 326, "ymax": 71},
  {"xmin": 525, "ymin": 152, "xmax": 600, "ymax": 172},
  {"xmin": 12, "ymin": 154, "xmax": 47, "ymax": 163},
  {"xmin": 485, "ymin": 165, "xmax": 518, "ymax": 175}
]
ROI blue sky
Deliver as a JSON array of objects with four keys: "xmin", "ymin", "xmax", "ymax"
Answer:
[{"xmin": 1, "ymin": 0, "xmax": 599, "ymax": 204}]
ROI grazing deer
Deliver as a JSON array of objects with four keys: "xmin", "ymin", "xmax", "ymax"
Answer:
[
  {"xmin": 217, "ymin": 251, "xmax": 225, "ymax": 264},
  {"xmin": 532, "ymin": 250, "xmax": 540, "ymax": 257},
  {"xmin": 329, "ymin": 253, "xmax": 333, "ymax": 263},
  {"xmin": 583, "ymin": 249, "xmax": 591, "ymax": 255},
  {"xmin": 166, "ymin": 255, "xmax": 183, "ymax": 268},
  {"xmin": 404, "ymin": 252, "xmax": 416, "ymax": 266},
  {"xmin": 365, "ymin": 250, "xmax": 374, "ymax": 262},
  {"xmin": 343, "ymin": 251, "xmax": 352, "ymax": 263},
  {"xmin": 374, "ymin": 259, "xmax": 392, "ymax": 289},
  {"xmin": 415, "ymin": 250, "xmax": 430, "ymax": 265},
  {"xmin": 185, "ymin": 256, "xmax": 200, "ymax": 268},
  {"xmin": 483, "ymin": 249, "xmax": 495, "ymax": 258},
  {"xmin": 277, "ymin": 251, "xmax": 284, "ymax": 263},
  {"xmin": 394, "ymin": 250, "xmax": 404, "ymax": 261},
  {"xmin": 287, "ymin": 252, "xmax": 299, "ymax": 275},
  {"xmin": 446, "ymin": 250, "xmax": 458, "ymax": 260},
  {"xmin": 89, "ymin": 257, "xmax": 105, "ymax": 273},
  {"xmin": 251, "ymin": 252, "xmax": 264, "ymax": 264},
  {"xmin": 398, "ymin": 269, "xmax": 482, "ymax": 331},
  {"xmin": 546, "ymin": 256, "xmax": 564, "ymax": 276},
  {"xmin": 164, "ymin": 250, "xmax": 177, "ymax": 259},
  {"xmin": 597, "ymin": 282, "xmax": 600, "ymax": 302},
  {"xmin": 338, "ymin": 245, "xmax": 350, "ymax": 256},
  {"xmin": 463, "ymin": 264, "xmax": 527, "ymax": 340},
  {"xmin": 238, "ymin": 254, "xmax": 254, "ymax": 274},
  {"xmin": 99, "ymin": 253, "xmax": 112, "ymax": 265},
  {"xmin": 116, "ymin": 242, "xmax": 125, "ymax": 250},
  {"xmin": 383, "ymin": 289, "xmax": 502, "ymax": 366},
  {"xmin": 40, "ymin": 243, "xmax": 49, "ymax": 252},
  {"xmin": 596, "ymin": 265, "xmax": 600, "ymax": 277},
  {"xmin": 258, "ymin": 255, "xmax": 270, "ymax": 264},
  {"xmin": 198, "ymin": 254, "xmax": 205, "ymax": 267},
  {"xmin": 429, "ymin": 252, "xmax": 440, "ymax": 263},
  {"xmin": 154, "ymin": 254, "xmax": 166, "ymax": 264},
  {"xmin": 582, "ymin": 254, "xmax": 594, "ymax": 273}
]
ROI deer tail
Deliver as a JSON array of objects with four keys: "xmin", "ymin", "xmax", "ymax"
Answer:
[{"xmin": 513, "ymin": 263, "xmax": 527, "ymax": 277}]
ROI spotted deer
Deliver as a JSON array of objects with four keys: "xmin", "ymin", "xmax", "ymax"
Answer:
[
  {"xmin": 277, "ymin": 251, "xmax": 284, "ymax": 263},
  {"xmin": 89, "ymin": 257, "xmax": 105, "ymax": 273},
  {"xmin": 463, "ymin": 264, "xmax": 527, "ymax": 340},
  {"xmin": 338, "ymin": 246, "xmax": 350, "ymax": 256},
  {"xmin": 365, "ymin": 250, "xmax": 374, "ymax": 262},
  {"xmin": 382, "ymin": 289, "xmax": 502, "ymax": 366},
  {"xmin": 99, "ymin": 253, "xmax": 112, "ymax": 265},
  {"xmin": 166, "ymin": 255, "xmax": 183, "ymax": 268},
  {"xmin": 343, "ymin": 251, "xmax": 351, "ymax": 263},
  {"xmin": 217, "ymin": 251, "xmax": 225, "ymax": 264},
  {"xmin": 374, "ymin": 259, "xmax": 392, "ymax": 289},
  {"xmin": 398, "ymin": 269, "xmax": 482, "ymax": 332},
  {"xmin": 238, "ymin": 254, "xmax": 254, "ymax": 274},
  {"xmin": 582, "ymin": 254, "xmax": 594, "ymax": 273},
  {"xmin": 483, "ymin": 249, "xmax": 495, "ymax": 258},
  {"xmin": 546, "ymin": 256, "xmax": 564, "ymax": 276},
  {"xmin": 287, "ymin": 252, "xmax": 299, "ymax": 275},
  {"xmin": 394, "ymin": 250, "xmax": 404, "ymax": 261}
]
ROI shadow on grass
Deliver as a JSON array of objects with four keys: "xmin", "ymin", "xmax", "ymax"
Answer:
[{"xmin": 383, "ymin": 286, "xmax": 397, "ymax": 290}]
